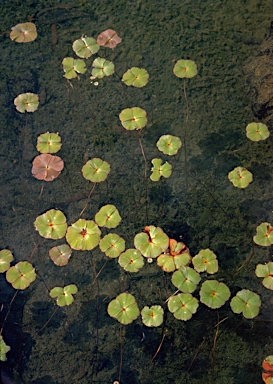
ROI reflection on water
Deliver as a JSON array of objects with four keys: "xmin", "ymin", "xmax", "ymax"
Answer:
[{"xmin": 1, "ymin": 0, "xmax": 273, "ymax": 383}]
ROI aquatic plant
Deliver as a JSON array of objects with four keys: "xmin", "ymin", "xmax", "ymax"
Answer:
[
  {"xmin": 262, "ymin": 355, "xmax": 273, "ymax": 384},
  {"xmin": 95, "ymin": 204, "xmax": 121, "ymax": 228},
  {"xmin": 134, "ymin": 225, "xmax": 169, "ymax": 258},
  {"xmin": 192, "ymin": 249, "xmax": 218, "ymax": 274},
  {"xmin": 0, "ymin": 336, "xmax": 10, "ymax": 362},
  {"xmin": 0, "ymin": 249, "xmax": 14, "ymax": 273},
  {"xmin": 119, "ymin": 107, "xmax": 147, "ymax": 130},
  {"xmin": 253, "ymin": 222, "xmax": 273, "ymax": 246},
  {"xmin": 230, "ymin": 289, "xmax": 261, "ymax": 319},
  {"xmin": 82, "ymin": 158, "xmax": 110, "ymax": 183},
  {"xmin": 141, "ymin": 305, "xmax": 164, "ymax": 327},
  {"xmin": 246, "ymin": 122, "xmax": 270, "ymax": 142},
  {"xmin": 34, "ymin": 209, "xmax": 67, "ymax": 239},
  {"xmin": 6, "ymin": 261, "xmax": 36, "ymax": 290},
  {"xmin": 118, "ymin": 249, "xmax": 144, "ymax": 272},
  {"xmin": 91, "ymin": 57, "xmax": 115, "ymax": 78},
  {"xmin": 99, "ymin": 234, "xmax": 125, "ymax": 258},
  {"xmin": 49, "ymin": 244, "xmax": 72, "ymax": 266},
  {"xmin": 10, "ymin": 22, "xmax": 37, "ymax": 43},
  {"xmin": 32, "ymin": 153, "xmax": 64, "ymax": 181},
  {"xmin": 228, "ymin": 166, "xmax": 253, "ymax": 189},
  {"xmin": 122, "ymin": 67, "xmax": 149, "ymax": 88},
  {"xmin": 50, "ymin": 284, "xmax": 78, "ymax": 307},
  {"xmin": 156, "ymin": 135, "xmax": 182, "ymax": 156},
  {"xmin": 255, "ymin": 262, "xmax": 273, "ymax": 290},
  {"xmin": 14, "ymin": 92, "xmax": 39, "ymax": 113},
  {"xmin": 172, "ymin": 266, "xmax": 201, "ymax": 293},
  {"xmin": 36, "ymin": 132, "xmax": 62, "ymax": 154},
  {"xmin": 96, "ymin": 29, "xmax": 122, "ymax": 49},
  {"xmin": 72, "ymin": 36, "xmax": 100, "ymax": 58},
  {"xmin": 107, "ymin": 293, "xmax": 140, "ymax": 325},
  {"xmin": 199, "ymin": 280, "xmax": 230, "ymax": 309},
  {"xmin": 157, "ymin": 239, "xmax": 191, "ymax": 273},
  {"xmin": 173, "ymin": 59, "xmax": 198, "ymax": 79},
  {"xmin": 168, "ymin": 293, "xmax": 199, "ymax": 321},
  {"xmin": 62, "ymin": 57, "xmax": 86, "ymax": 79},
  {"xmin": 66, "ymin": 219, "xmax": 101, "ymax": 251},
  {"xmin": 150, "ymin": 158, "xmax": 172, "ymax": 181}
]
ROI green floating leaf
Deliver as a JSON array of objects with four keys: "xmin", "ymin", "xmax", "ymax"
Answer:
[
  {"xmin": 66, "ymin": 219, "xmax": 101, "ymax": 251},
  {"xmin": 118, "ymin": 249, "xmax": 144, "ymax": 272},
  {"xmin": 156, "ymin": 135, "xmax": 182, "ymax": 156},
  {"xmin": 122, "ymin": 67, "xmax": 149, "ymax": 88},
  {"xmin": 0, "ymin": 249, "xmax": 14, "ymax": 273},
  {"xmin": 168, "ymin": 293, "xmax": 199, "ymax": 321},
  {"xmin": 246, "ymin": 122, "xmax": 270, "ymax": 142},
  {"xmin": 230, "ymin": 289, "xmax": 261, "ymax": 319},
  {"xmin": 253, "ymin": 222, "xmax": 273, "ymax": 246},
  {"xmin": 36, "ymin": 132, "xmax": 62, "ymax": 154},
  {"xmin": 134, "ymin": 225, "xmax": 169, "ymax": 258},
  {"xmin": 157, "ymin": 240, "xmax": 191, "ymax": 273},
  {"xmin": 99, "ymin": 233, "xmax": 125, "ymax": 258},
  {"xmin": 141, "ymin": 305, "xmax": 164, "ymax": 327},
  {"xmin": 173, "ymin": 59, "xmax": 198, "ymax": 79},
  {"xmin": 228, "ymin": 166, "xmax": 253, "ymax": 189},
  {"xmin": 95, "ymin": 204, "xmax": 121, "ymax": 228},
  {"xmin": 34, "ymin": 209, "xmax": 67, "ymax": 240},
  {"xmin": 192, "ymin": 249, "xmax": 218, "ymax": 274},
  {"xmin": 10, "ymin": 22, "xmax": 37, "ymax": 43},
  {"xmin": 6, "ymin": 261, "xmax": 36, "ymax": 290},
  {"xmin": 62, "ymin": 57, "xmax": 86, "ymax": 79},
  {"xmin": 107, "ymin": 293, "xmax": 140, "ymax": 325},
  {"xmin": 91, "ymin": 57, "xmax": 115, "ymax": 78},
  {"xmin": 82, "ymin": 158, "xmax": 110, "ymax": 183},
  {"xmin": 50, "ymin": 284, "xmax": 78, "ymax": 307},
  {"xmin": 172, "ymin": 266, "xmax": 201, "ymax": 293},
  {"xmin": 255, "ymin": 262, "xmax": 273, "ymax": 290},
  {"xmin": 150, "ymin": 158, "xmax": 172, "ymax": 181},
  {"xmin": 0, "ymin": 335, "xmax": 10, "ymax": 362},
  {"xmin": 119, "ymin": 107, "xmax": 147, "ymax": 130},
  {"xmin": 200, "ymin": 280, "xmax": 230, "ymax": 309},
  {"xmin": 49, "ymin": 244, "xmax": 72, "ymax": 266},
  {"xmin": 72, "ymin": 36, "xmax": 100, "ymax": 58},
  {"xmin": 14, "ymin": 93, "xmax": 39, "ymax": 113}
]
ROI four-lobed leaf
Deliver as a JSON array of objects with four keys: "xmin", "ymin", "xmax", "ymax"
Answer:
[
  {"xmin": 230, "ymin": 289, "xmax": 261, "ymax": 319},
  {"xmin": 168, "ymin": 293, "xmax": 199, "ymax": 321},
  {"xmin": 91, "ymin": 57, "xmax": 115, "ymax": 78},
  {"xmin": 255, "ymin": 262, "xmax": 273, "ymax": 290},
  {"xmin": 200, "ymin": 280, "xmax": 230, "ymax": 309},
  {"xmin": 14, "ymin": 93, "xmax": 39, "ymax": 113},
  {"xmin": 253, "ymin": 222, "xmax": 273, "ymax": 246},
  {"xmin": 246, "ymin": 122, "xmax": 270, "ymax": 142},
  {"xmin": 0, "ymin": 249, "xmax": 14, "ymax": 273},
  {"xmin": 99, "ymin": 233, "xmax": 125, "ymax": 258},
  {"xmin": 119, "ymin": 107, "xmax": 147, "ymax": 130},
  {"xmin": 6, "ymin": 261, "xmax": 36, "ymax": 290},
  {"xmin": 173, "ymin": 59, "xmax": 198, "ymax": 79},
  {"xmin": 192, "ymin": 249, "xmax": 218, "ymax": 274},
  {"xmin": 134, "ymin": 225, "xmax": 169, "ymax": 258},
  {"xmin": 228, "ymin": 166, "xmax": 253, "ymax": 189},
  {"xmin": 72, "ymin": 36, "xmax": 100, "ymax": 58},
  {"xmin": 66, "ymin": 219, "xmax": 101, "ymax": 251},
  {"xmin": 82, "ymin": 158, "xmax": 110, "ymax": 183},
  {"xmin": 36, "ymin": 132, "xmax": 62, "ymax": 154},
  {"xmin": 150, "ymin": 158, "xmax": 172, "ymax": 181},
  {"xmin": 156, "ymin": 135, "xmax": 182, "ymax": 156},
  {"xmin": 122, "ymin": 67, "xmax": 149, "ymax": 88},
  {"xmin": 62, "ymin": 57, "xmax": 86, "ymax": 79},
  {"xmin": 107, "ymin": 293, "xmax": 140, "ymax": 325},
  {"xmin": 34, "ymin": 209, "xmax": 67, "ymax": 239},
  {"xmin": 141, "ymin": 305, "xmax": 164, "ymax": 327},
  {"xmin": 95, "ymin": 204, "xmax": 121, "ymax": 228},
  {"xmin": 118, "ymin": 249, "xmax": 144, "ymax": 272},
  {"xmin": 172, "ymin": 266, "xmax": 201, "ymax": 293},
  {"xmin": 50, "ymin": 284, "xmax": 78, "ymax": 307}
]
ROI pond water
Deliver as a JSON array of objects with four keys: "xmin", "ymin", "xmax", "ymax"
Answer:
[{"xmin": 1, "ymin": 0, "xmax": 273, "ymax": 383}]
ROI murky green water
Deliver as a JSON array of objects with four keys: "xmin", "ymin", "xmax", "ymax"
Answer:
[{"xmin": 1, "ymin": 0, "xmax": 273, "ymax": 383}]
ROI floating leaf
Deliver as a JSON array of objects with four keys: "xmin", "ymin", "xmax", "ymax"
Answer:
[
  {"xmin": 253, "ymin": 222, "xmax": 273, "ymax": 246},
  {"xmin": 62, "ymin": 57, "xmax": 86, "ymax": 79},
  {"xmin": 246, "ymin": 122, "xmax": 270, "ymax": 142},
  {"xmin": 10, "ymin": 22, "xmax": 37, "ymax": 43},
  {"xmin": 192, "ymin": 249, "xmax": 218, "ymax": 274},
  {"xmin": 150, "ymin": 158, "xmax": 172, "ymax": 181},
  {"xmin": 66, "ymin": 219, "xmax": 101, "ymax": 251},
  {"xmin": 156, "ymin": 135, "xmax": 182, "ymax": 156},
  {"xmin": 49, "ymin": 244, "xmax": 72, "ymax": 266},
  {"xmin": 141, "ymin": 305, "xmax": 164, "ymax": 327},
  {"xmin": 173, "ymin": 59, "xmax": 197, "ymax": 78},
  {"xmin": 72, "ymin": 36, "xmax": 99, "ymax": 58},
  {"xmin": 230, "ymin": 289, "xmax": 261, "ymax": 319},
  {"xmin": 255, "ymin": 262, "xmax": 273, "ymax": 290},
  {"xmin": 97, "ymin": 29, "xmax": 122, "ymax": 49},
  {"xmin": 200, "ymin": 280, "xmax": 230, "ymax": 309},
  {"xmin": 14, "ymin": 93, "xmax": 39, "ymax": 113},
  {"xmin": 82, "ymin": 158, "xmax": 110, "ymax": 183},
  {"xmin": 157, "ymin": 240, "xmax": 191, "ymax": 273},
  {"xmin": 36, "ymin": 132, "xmax": 62, "ymax": 154},
  {"xmin": 50, "ymin": 284, "xmax": 78, "ymax": 307},
  {"xmin": 0, "ymin": 336, "xmax": 10, "ymax": 362},
  {"xmin": 95, "ymin": 204, "xmax": 121, "ymax": 228},
  {"xmin": 122, "ymin": 67, "xmax": 149, "ymax": 88},
  {"xmin": 262, "ymin": 356, "xmax": 273, "ymax": 384},
  {"xmin": 134, "ymin": 225, "xmax": 169, "ymax": 258},
  {"xmin": 172, "ymin": 266, "xmax": 201, "ymax": 293},
  {"xmin": 168, "ymin": 293, "xmax": 199, "ymax": 321},
  {"xmin": 99, "ymin": 233, "xmax": 125, "ymax": 258},
  {"xmin": 118, "ymin": 249, "xmax": 144, "ymax": 272},
  {"xmin": 32, "ymin": 153, "xmax": 64, "ymax": 181},
  {"xmin": 34, "ymin": 209, "xmax": 67, "ymax": 239},
  {"xmin": 91, "ymin": 57, "xmax": 115, "ymax": 78},
  {"xmin": 107, "ymin": 293, "xmax": 139, "ymax": 325},
  {"xmin": 119, "ymin": 107, "xmax": 147, "ymax": 130},
  {"xmin": 228, "ymin": 166, "xmax": 253, "ymax": 189},
  {"xmin": 6, "ymin": 261, "xmax": 36, "ymax": 290},
  {"xmin": 0, "ymin": 249, "xmax": 14, "ymax": 273}
]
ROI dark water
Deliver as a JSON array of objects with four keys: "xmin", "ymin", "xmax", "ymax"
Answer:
[{"xmin": 1, "ymin": 0, "xmax": 273, "ymax": 383}]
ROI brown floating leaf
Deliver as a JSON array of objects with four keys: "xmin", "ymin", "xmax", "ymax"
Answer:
[
  {"xmin": 96, "ymin": 29, "xmax": 122, "ymax": 49},
  {"xmin": 32, "ymin": 153, "xmax": 64, "ymax": 181}
]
